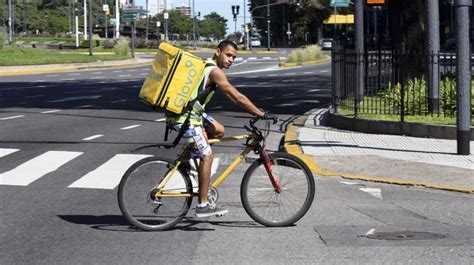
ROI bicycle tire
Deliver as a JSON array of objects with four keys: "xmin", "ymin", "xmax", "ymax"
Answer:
[
  {"xmin": 118, "ymin": 156, "xmax": 193, "ymax": 231},
  {"xmin": 240, "ymin": 152, "xmax": 315, "ymax": 227}
]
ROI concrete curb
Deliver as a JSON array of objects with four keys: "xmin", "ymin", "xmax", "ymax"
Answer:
[
  {"xmin": 279, "ymin": 56, "xmax": 331, "ymax": 68},
  {"xmin": 283, "ymin": 110, "xmax": 473, "ymax": 194},
  {"xmin": 0, "ymin": 58, "xmax": 153, "ymax": 76}
]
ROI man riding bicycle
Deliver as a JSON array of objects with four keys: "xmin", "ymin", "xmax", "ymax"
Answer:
[{"xmin": 166, "ymin": 40, "xmax": 267, "ymax": 218}]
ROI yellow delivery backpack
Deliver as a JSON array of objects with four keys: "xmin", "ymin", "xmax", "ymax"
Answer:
[{"xmin": 139, "ymin": 42, "xmax": 208, "ymax": 114}]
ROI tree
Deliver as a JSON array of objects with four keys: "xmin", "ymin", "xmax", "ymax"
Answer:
[
  {"xmin": 199, "ymin": 12, "xmax": 227, "ymax": 40},
  {"xmin": 250, "ymin": 0, "xmax": 331, "ymax": 47}
]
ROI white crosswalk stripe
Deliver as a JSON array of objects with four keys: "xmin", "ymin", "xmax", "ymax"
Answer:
[
  {"xmin": 0, "ymin": 151, "xmax": 83, "ymax": 186},
  {"xmin": 0, "ymin": 148, "xmax": 19, "ymax": 158},
  {"xmin": 68, "ymin": 154, "xmax": 152, "ymax": 189},
  {"xmin": 0, "ymin": 150, "xmax": 225, "ymax": 190}
]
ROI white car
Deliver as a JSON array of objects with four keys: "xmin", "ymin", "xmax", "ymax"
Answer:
[
  {"xmin": 320, "ymin": 38, "xmax": 333, "ymax": 50},
  {"xmin": 251, "ymin": 38, "xmax": 261, "ymax": 47}
]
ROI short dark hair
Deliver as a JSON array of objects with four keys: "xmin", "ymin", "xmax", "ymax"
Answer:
[{"xmin": 217, "ymin": 39, "xmax": 238, "ymax": 51}]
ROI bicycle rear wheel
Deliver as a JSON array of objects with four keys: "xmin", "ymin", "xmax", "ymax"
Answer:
[
  {"xmin": 241, "ymin": 152, "xmax": 315, "ymax": 227},
  {"xmin": 118, "ymin": 156, "xmax": 193, "ymax": 231}
]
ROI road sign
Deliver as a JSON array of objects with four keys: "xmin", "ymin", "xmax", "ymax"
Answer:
[
  {"xmin": 123, "ymin": 7, "xmax": 144, "ymax": 23},
  {"xmin": 330, "ymin": 0, "xmax": 349, "ymax": 7},
  {"xmin": 103, "ymin": 4, "xmax": 109, "ymax": 12},
  {"xmin": 110, "ymin": 18, "xmax": 116, "ymax": 26},
  {"xmin": 164, "ymin": 12, "xmax": 169, "ymax": 19}
]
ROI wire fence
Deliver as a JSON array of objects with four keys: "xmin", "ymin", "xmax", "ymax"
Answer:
[{"xmin": 331, "ymin": 47, "xmax": 471, "ymax": 122}]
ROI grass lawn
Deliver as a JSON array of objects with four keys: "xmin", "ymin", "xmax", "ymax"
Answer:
[
  {"xmin": 339, "ymin": 80, "xmax": 474, "ymax": 126},
  {"xmin": 0, "ymin": 46, "xmax": 131, "ymax": 66},
  {"xmin": 13, "ymin": 36, "xmax": 76, "ymax": 45}
]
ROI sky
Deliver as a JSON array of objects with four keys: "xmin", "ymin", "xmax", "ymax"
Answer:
[{"xmin": 135, "ymin": 0, "xmax": 250, "ymax": 35}]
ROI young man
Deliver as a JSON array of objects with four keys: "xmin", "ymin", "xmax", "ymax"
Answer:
[{"xmin": 167, "ymin": 40, "xmax": 266, "ymax": 217}]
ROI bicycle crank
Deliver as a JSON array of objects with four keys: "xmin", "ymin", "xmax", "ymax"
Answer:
[{"xmin": 207, "ymin": 187, "xmax": 219, "ymax": 208}]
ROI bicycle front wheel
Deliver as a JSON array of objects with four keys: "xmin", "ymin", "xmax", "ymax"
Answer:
[
  {"xmin": 118, "ymin": 156, "xmax": 193, "ymax": 231},
  {"xmin": 241, "ymin": 152, "xmax": 315, "ymax": 227}
]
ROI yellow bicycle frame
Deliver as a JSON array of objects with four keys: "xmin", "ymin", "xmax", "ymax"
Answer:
[{"xmin": 154, "ymin": 133, "xmax": 258, "ymax": 198}]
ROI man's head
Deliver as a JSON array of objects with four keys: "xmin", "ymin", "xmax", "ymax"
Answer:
[{"xmin": 213, "ymin": 40, "xmax": 238, "ymax": 69}]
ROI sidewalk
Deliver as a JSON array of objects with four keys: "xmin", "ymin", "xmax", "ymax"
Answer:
[{"xmin": 284, "ymin": 109, "xmax": 474, "ymax": 193}]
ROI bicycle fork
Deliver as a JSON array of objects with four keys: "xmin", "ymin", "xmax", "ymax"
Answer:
[{"xmin": 260, "ymin": 149, "xmax": 281, "ymax": 193}]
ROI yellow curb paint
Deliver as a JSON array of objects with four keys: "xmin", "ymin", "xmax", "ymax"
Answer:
[
  {"xmin": 284, "ymin": 111, "xmax": 473, "ymax": 194},
  {"xmin": 279, "ymin": 56, "xmax": 331, "ymax": 68},
  {"xmin": 0, "ymin": 61, "xmax": 152, "ymax": 76}
]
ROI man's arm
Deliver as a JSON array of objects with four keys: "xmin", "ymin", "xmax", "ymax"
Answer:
[{"xmin": 209, "ymin": 68, "xmax": 265, "ymax": 118}]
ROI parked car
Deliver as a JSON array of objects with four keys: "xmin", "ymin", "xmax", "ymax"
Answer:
[{"xmin": 319, "ymin": 38, "xmax": 333, "ymax": 50}]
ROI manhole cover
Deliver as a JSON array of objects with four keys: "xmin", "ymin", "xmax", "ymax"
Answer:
[{"xmin": 366, "ymin": 231, "xmax": 445, "ymax": 241}]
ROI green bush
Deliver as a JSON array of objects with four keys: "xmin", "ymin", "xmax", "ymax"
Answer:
[
  {"xmin": 0, "ymin": 27, "xmax": 7, "ymax": 50},
  {"xmin": 102, "ymin": 39, "xmax": 115, "ymax": 49},
  {"xmin": 114, "ymin": 38, "xmax": 130, "ymax": 56},
  {"xmin": 80, "ymin": 39, "xmax": 100, "ymax": 48},
  {"xmin": 287, "ymin": 45, "xmax": 325, "ymax": 63},
  {"xmin": 383, "ymin": 76, "xmax": 461, "ymax": 116}
]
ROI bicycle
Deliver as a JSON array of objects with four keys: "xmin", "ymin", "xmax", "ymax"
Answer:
[{"xmin": 117, "ymin": 116, "xmax": 315, "ymax": 231}]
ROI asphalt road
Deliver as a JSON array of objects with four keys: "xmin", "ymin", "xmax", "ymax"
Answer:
[{"xmin": 1, "ymin": 57, "xmax": 472, "ymax": 264}]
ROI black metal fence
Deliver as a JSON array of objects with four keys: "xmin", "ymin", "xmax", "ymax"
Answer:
[{"xmin": 331, "ymin": 47, "xmax": 470, "ymax": 121}]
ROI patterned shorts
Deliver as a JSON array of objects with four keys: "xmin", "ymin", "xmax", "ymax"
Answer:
[{"xmin": 173, "ymin": 113, "xmax": 214, "ymax": 158}]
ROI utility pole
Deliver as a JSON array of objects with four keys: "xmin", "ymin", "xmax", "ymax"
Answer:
[
  {"xmin": 427, "ymin": 0, "xmax": 440, "ymax": 113},
  {"xmin": 88, "ymin": 0, "xmax": 93, "ymax": 55},
  {"xmin": 266, "ymin": 0, "xmax": 270, "ymax": 51},
  {"xmin": 115, "ymin": 0, "xmax": 120, "ymax": 38},
  {"xmin": 8, "ymin": 0, "xmax": 12, "ymax": 44},
  {"xmin": 244, "ymin": 0, "xmax": 249, "ymax": 50},
  {"xmin": 455, "ymin": 0, "xmax": 472, "ymax": 155},
  {"xmin": 84, "ymin": 0, "xmax": 88, "ymax": 40},
  {"xmin": 193, "ymin": 0, "xmax": 196, "ymax": 49},
  {"xmin": 145, "ymin": 0, "xmax": 149, "ymax": 41},
  {"xmin": 355, "ymin": 0, "xmax": 364, "ymax": 117}
]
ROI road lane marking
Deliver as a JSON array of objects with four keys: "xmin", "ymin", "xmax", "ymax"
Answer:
[
  {"xmin": 76, "ymin": 105, "xmax": 93, "ymax": 108},
  {"xmin": 119, "ymin": 74, "xmax": 131, "ymax": 77},
  {"xmin": 248, "ymin": 57, "xmax": 257, "ymax": 60},
  {"xmin": 0, "ymin": 151, "xmax": 82, "ymax": 186},
  {"xmin": 111, "ymin": 99, "xmax": 127, "ymax": 103},
  {"xmin": 303, "ymin": 72, "xmax": 313, "ymax": 74},
  {"xmin": 112, "ymin": 70, "xmax": 123, "ymax": 73},
  {"xmin": 61, "ymin": 79, "xmax": 77, "ymax": 81},
  {"xmin": 155, "ymin": 118, "xmax": 166, "ymax": 122},
  {"xmin": 0, "ymin": 148, "xmax": 19, "ymax": 158},
  {"xmin": 320, "ymin": 70, "xmax": 329, "ymax": 73},
  {"xmin": 26, "ymin": 95, "xmax": 45, "ymax": 98},
  {"xmin": 46, "ymin": 74, "xmax": 60, "ymax": 77},
  {"xmin": 1, "ymin": 115, "xmax": 25, "ymax": 120},
  {"xmin": 92, "ymin": 72, "xmax": 103, "ymax": 75},
  {"xmin": 41, "ymin": 110, "xmax": 61, "ymax": 114},
  {"xmin": 121, "ymin": 124, "xmax": 141, "ymax": 130},
  {"xmin": 308, "ymin": 89, "xmax": 321, "ymax": 92},
  {"xmin": 68, "ymin": 154, "xmax": 151, "ymax": 189},
  {"xmin": 267, "ymin": 74, "xmax": 277, "ymax": 77},
  {"xmin": 359, "ymin": 187, "xmax": 382, "ymax": 200},
  {"xmin": 68, "ymin": 73, "xmax": 81, "ymax": 76},
  {"xmin": 82, "ymin": 134, "xmax": 104, "ymax": 141},
  {"xmin": 48, "ymin": 95, "xmax": 101, "ymax": 103},
  {"xmin": 284, "ymin": 73, "xmax": 296, "ymax": 75}
]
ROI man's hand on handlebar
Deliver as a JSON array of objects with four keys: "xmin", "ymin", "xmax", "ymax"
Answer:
[{"xmin": 262, "ymin": 112, "xmax": 279, "ymax": 124}]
